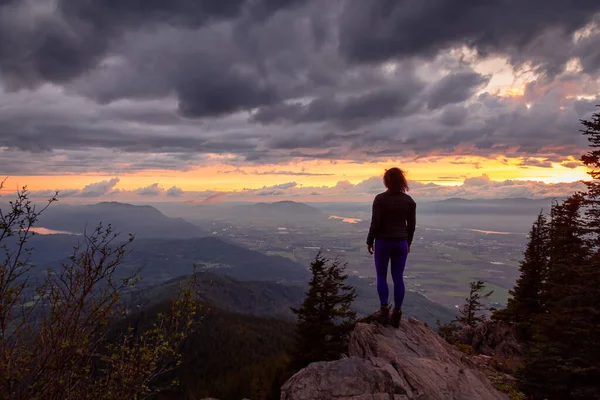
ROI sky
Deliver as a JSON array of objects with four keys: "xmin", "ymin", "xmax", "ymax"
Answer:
[{"xmin": 1, "ymin": 0, "xmax": 600, "ymax": 203}]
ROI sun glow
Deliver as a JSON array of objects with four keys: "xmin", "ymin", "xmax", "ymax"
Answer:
[
  {"xmin": 498, "ymin": 86, "xmax": 525, "ymax": 97},
  {"xmin": 5, "ymin": 155, "xmax": 591, "ymax": 198}
]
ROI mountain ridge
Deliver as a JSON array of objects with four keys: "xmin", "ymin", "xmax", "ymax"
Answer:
[
  {"xmin": 37, "ymin": 201, "xmax": 206, "ymax": 239},
  {"xmin": 128, "ymin": 270, "xmax": 456, "ymax": 327}
]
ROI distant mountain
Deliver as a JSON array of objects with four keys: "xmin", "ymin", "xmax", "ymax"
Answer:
[
  {"xmin": 37, "ymin": 202, "xmax": 206, "ymax": 239},
  {"xmin": 24, "ymin": 234, "xmax": 310, "ymax": 285},
  {"xmin": 239, "ymin": 200, "xmax": 322, "ymax": 215},
  {"xmin": 227, "ymin": 201, "xmax": 323, "ymax": 223},
  {"xmin": 418, "ymin": 196, "xmax": 558, "ymax": 216},
  {"xmin": 436, "ymin": 196, "xmax": 562, "ymax": 205},
  {"xmin": 130, "ymin": 271, "xmax": 306, "ymax": 321},
  {"xmin": 126, "ymin": 236, "xmax": 311, "ymax": 286}
]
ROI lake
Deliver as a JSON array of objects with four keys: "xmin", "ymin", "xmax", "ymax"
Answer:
[
  {"xmin": 329, "ymin": 215, "xmax": 362, "ymax": 224},
  {"xmin": 30, "ymin": 227, "xmax": 79, "ymax": 235}
]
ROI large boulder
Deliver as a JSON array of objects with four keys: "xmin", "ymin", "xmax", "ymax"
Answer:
[{"xmin": 281, "ymin": 318, "xmax": 507, "ymax": 400}]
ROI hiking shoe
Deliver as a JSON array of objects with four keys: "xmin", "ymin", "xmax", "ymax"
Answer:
[
  {"xmin": 390, "ymin": 308, "xmax": 402, "ymax": 328},
  {"xmin": 372, "ymin": 305, "xmax": 390, "ymax": 325}
]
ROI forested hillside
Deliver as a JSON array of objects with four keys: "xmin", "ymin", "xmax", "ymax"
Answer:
[
  {"xmin": 128, "ymin": 272, "xmax": 456, "ymax": 326},
  {"xmin": 123, "ymin": 300, "xmax": 295, "ymax": 400}
]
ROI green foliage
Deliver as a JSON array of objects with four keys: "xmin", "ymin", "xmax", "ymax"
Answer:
[
  {"xmin": 131, "ymin": 270, "xmax": 456, "ymax": 328},
  {"xmin": 487, "ymin": 377, "xmax": 527, "ymax": 400},
  {"xmin": 150, "ymin": 304, "xmax": 295, "ymax": 400},
  {"xmin": 500, "ymin": 110, "xmax": 600, "ymax": 399},
  {"xmin": 129, "ymin": 271, "xmax": 305, "ymax": 321},
  {"xmin": 456, "ymin": 280, "xmax": 493, "ymax": 328},
  {"xmin": 290, "ymin": 252, "xmax": 357, "ymax": 369},
  {"xmin": 495, "ymin": 213, "xmax": 549, "ymax": 342},
  {"xmin": 436, "ymin": 320, "xmax": 461, "ymax": 344},
  {"xmin": 481, "ymin": 355, "xmax": 525, "ymax": 399},
  {"xmin": 518, "ymin": 188, "xmax": 599, "ymax": 400},
  {"xmin": 455, "ymin": 342, "xmax": 473, "ymax": 355},
  {"xmin": 0, "ymin": 187, "xmax": 198, "ymax": 399},
  {"xmin": 437, "ymin": 280, "xmax": 492, "ymax": 344}
]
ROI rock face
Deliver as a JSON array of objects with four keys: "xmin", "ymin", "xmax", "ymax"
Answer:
[
  {"xmin": 457, "ymin": 320, "xmax": 523, "ymax": 357},
  {"xmin": 281, "ymin": 318, "xmax": 508, "ymax": 400}
]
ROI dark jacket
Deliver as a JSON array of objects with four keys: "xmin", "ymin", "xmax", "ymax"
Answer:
[{"xmin": 366, "ymin": 191, "xmax": 416, "ymax": 247}]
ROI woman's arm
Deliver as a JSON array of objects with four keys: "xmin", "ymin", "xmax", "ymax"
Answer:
[
  {"xmin": 366, "ymin": 196, "xmax": 381, "ymax": 247},
  {"xmin": 407, "ymin": 201, "xmax": 416, "ymax": 249}
]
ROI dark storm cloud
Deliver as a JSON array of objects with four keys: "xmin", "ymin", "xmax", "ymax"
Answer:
[
  {"xmin": 355, "ymin": 97, "xmax": 593, "ymax": 161},
  {"xmin": 338, "ymin": 0, "xmax": 600, "ymax": 73},
  {"xmin": 66, "ymin": 2, "xmax": 337, "ymax": 118},
  {"xmin": 0, "ymin": 122, "xmax": 210, "ymax": 153},
  {"xmin": 59, "ymin": 0, "xmax": 246, "ymax": 29},
  {"xmin": 266, "ymin": 130, "xmax": 363, "ymax": 150},
  {"xmin": 518, "ymin": 158, "xmax": 554, "ymax": 168},
  {"xmin": 0, "ymin": 0, "xmax": 307, "ymax": 89},
  {"xmin": 439, "ymin": 105, "xmax": 468, "ymax": 127},
  {"xmin": 252, "ymin": 84, "xmax": 424, "ymax": 127},
  {"xmin": 1, "ymin": 0, "xmax": 600, "ymax": 175},
  {"xmin": 59, "ymin": 0, "xmax": 308, "ymax": 31},
  {"xmin": 576, "ymin": 30, "xmax": 600, "ymax": 74},
  {"xmin": 425, "ymin": 71, "xmax": 490, "ymax": 110},
  {"xmin": 562, "ymin": 161, "xmax": 582, "ymax": 169},
  {"xmin": 0, "ymin": 105, "xmax": 260, "ymax": 154},
  {"xmin": 177, "ymin": 71, "xmax": 279, "ymax": 118}
]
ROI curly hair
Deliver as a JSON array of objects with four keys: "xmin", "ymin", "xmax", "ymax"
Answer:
[{"xmin": 383, "ymin": 167, "xmax": 410, "ymax": 193}]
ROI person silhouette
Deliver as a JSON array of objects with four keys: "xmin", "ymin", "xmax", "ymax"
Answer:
[{"xmin": 366, "ymin": 168, "xmax": 416, "ymax": 328}]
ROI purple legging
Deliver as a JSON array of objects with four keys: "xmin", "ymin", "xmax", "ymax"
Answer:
[{"xmin": 374, "ymin": 239, "xmax": 409, "ymax": 308}]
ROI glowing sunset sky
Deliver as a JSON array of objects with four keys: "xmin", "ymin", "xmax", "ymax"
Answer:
[{"xmin": 1, "ymin": 1, "xmax": 599, "ymax": 202}]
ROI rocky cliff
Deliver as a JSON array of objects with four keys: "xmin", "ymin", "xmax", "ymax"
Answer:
[{"xmin": 280, "ymin": 318, "xmax": 508, "ymax": 400}]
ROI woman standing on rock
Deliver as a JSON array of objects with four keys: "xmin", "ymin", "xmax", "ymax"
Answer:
[{"xmin": 366, "ymin": 167, "xmax": 416, "ymax": 328}]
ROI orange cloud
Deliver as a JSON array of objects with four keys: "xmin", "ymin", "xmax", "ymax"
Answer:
[{"xmin": 4, "ymin": 154, "xmax": 591, "ymax": 203}]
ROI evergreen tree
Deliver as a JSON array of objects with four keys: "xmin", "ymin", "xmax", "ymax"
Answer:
[
  {"xmin": 437, "ymin": 280, "xmax": 492, "ymax": 344},
  {"xmin": 519, "ymin": 110, "xmax": 600, "ymax": 399},
  {"xmin": 496, "ymin": 212, "xmax": 549, "ymax": 341},
  {"xmin": 580, "ymin": 108, "xmax": 600, "ymax": 239},
  {"xmin": 290, "ymin": 252, "xmax": 356, "ymax": 369},
  {"xmin": 573, "ymin": 108, "xmax": 600, "ymax": 399},
  {"xmin": 520, "ymin": 194, "xmax": 593, "ymax": 399},
  {"xmin": 456, "ymin": 280, "xmax": 493, "ymax": 328}
]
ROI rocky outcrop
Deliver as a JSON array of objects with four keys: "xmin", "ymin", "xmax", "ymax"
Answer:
[
  {"xmin": 457, "ymin": 320, "xmax": 523, "ymax": 357},
  {"xmin": 281, "ymin": 318, "xmax": 508, "ymax": 400}
]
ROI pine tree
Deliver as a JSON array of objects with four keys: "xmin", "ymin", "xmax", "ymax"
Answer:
[
  {"xmin": 437, "ymin": 280, "xmax": 493, "ymax": 344},
  {"xmin": 496, "ymin": 212, "xmax": 549, "ymax": 341},
  {"xmin": 580, "ymin": 108, "xmax": 600, "ymax": 236},
  {"xmin": 456, "ymin": 280, "xmax": 493, "ymax": 328},
  {"xmin": 520, "ymin": 194, "xmax": 593, "ymax": 399},
  {"xmin": 484, "ymin": 109, "xmax": 600, "ymax": 399},
  {"xmin": 290, "ymin": 252, "xmax": 356, "ymax": 369},
  {"xmin": 573, "ymin": 108, "xmax": 600, "ymax": 399}
]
